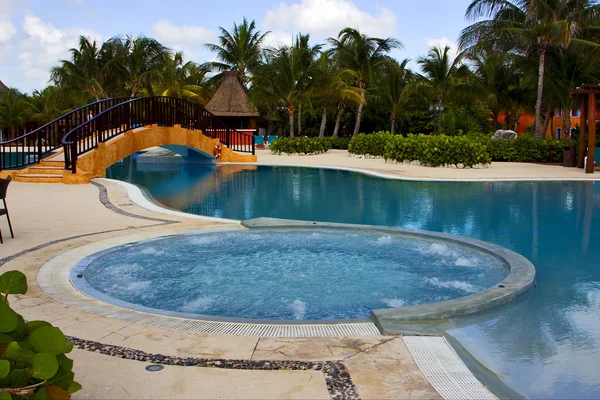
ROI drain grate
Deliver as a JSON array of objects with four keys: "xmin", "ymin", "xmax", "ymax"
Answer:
[
  {"xmin": 37, "ymin": 251, "xmax": 381, "ymax": 338},
  {"xmin": 404, "ymin": 336, "xmax": 496, "ymax": 400}
]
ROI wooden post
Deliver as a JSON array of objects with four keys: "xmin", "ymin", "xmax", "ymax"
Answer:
[
  {"xmin": 578, "ymin": 95, "xmax": 587, "ymax": 168},
  {"xmin": 586, "ymin": 92, "xmax": 597, "ymax": 173}
]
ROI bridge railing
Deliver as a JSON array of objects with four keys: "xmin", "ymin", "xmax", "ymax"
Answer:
[
  {"xmin": 61, "ymin": 96, "xmax": 255, "ymax": 173},
  {"xmin": 0, "ymin": 98, "xmax": 131, "ymax": 170}
]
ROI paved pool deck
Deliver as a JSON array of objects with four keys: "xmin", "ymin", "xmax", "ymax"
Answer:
[
  {"xmin": 0, "ymin": 179, "xmax": 441, "ymax": 399},
  {"xmin": 0, "ymin": 150, "xmax": 575, "ymax": 399}
]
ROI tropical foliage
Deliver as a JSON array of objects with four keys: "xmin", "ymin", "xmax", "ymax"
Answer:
[
  {"xmin": 0, "ymin": 270, "xmax": 81, "ymax": 399},
  {"xmin": 3, "ymin": 3, "xmax": 600, "ymax": 142}
]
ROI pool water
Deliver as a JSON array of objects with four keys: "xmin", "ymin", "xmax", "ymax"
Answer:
[
  {"xmin": 80, "ymin": 230, "xmax": 508, "ymax": 320},
  {"xmin": 107, "ymin": 159, "xmax": 600, "ymax": 399}
]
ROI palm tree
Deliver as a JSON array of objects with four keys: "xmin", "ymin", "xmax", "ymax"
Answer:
[
  {"xmin": 156, "ymin": 52, "xmax": 213, "ymax": 105},
  {"xmin": 251, "ymin": 46, "xmax": 304, "ymax": 137},
  {"xmin": 0, "ymin": 89, "xmax": 29, "ymax": 140},
  {"xmin": 27, "ymin": 87, "xmax": 70, "ymax": 124},
  {"xmin": 291, "ymin": 33, "xmax": 322, "ymax": 136},
  {"xmin": 379, "ymin": 59, "xmax": 414, "ymax": 134},
  {"xmin": 121, "ymin": 35, "xmax": 170, "ymax": 97},
  {"xmin": 205, "ymin": 18, "xmax": 270, "ymax": 85},
  {"xmin": 418, "ymin": 46, "xmax": 470, "ymax": 112},
  {"xmin": 50, "ymin": 36, "xmax": 122, "ymax": 101},
  {"xmin": 545, "ymin": 45, "xmax": 599, "ymax": 137},
  {"xmin": 329, "ymin": 28, "xmax": 402, "ymax": 136},
  {"xmin": 469, "ymin": 49, "xmax": 529, "ymax": 130},
  {"xmin": 460, "ymin": 0, "xmax": 600, "ymax": 139},
  {"xmin": 311, "ymin": 51, "xmax": 363, "ymax": 137}
]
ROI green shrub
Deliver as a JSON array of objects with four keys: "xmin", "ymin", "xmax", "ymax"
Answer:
[
  {"xmin": 348, "ymin": 131, "xmax": 393, "ymax": 157},
  {"xmin": 477, "ymin": 135, "xmax": 567, "ymax": 163},
  {"xmin": 270, "ymin": 137, "xmax": 331, "ymax": 155},
  {"xmin": 384, "ymin": 134, "xmax": 491, "ymax": 167},
  {"xmin": 323, "ymin": 137, "xmax": 350, "ymax": 150},
  {"xmin": 0, "ymin": 270, "xmax": 81, "ymax": 400}
]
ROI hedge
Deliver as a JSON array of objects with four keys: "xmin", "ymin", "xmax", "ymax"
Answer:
[
  {"xmin": 323, "ymin": 136, "xmax": 351, "ymax": 150},
  {"xmin": 270, "ymin": 137, "xmax": 332, "ymax": 155},
  {"xmin": 477, "ymin": 135, "xmax": 566, "ymax": 163},
  {"xmin": 347, "ymin": 131, "xmax": 393, "ymax": 157},
  {"xmin": 348, "ymin": 132, "xmax": 570, "ymax": 166},
  {"xmin": 384, "ymin": 134, "xmax": 492, "ymax": 167}
]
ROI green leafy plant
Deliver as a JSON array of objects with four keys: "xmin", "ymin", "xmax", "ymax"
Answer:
[
  {"xmin": 270, "ymin": 137, "xmax": 332, "ymax": 155},
  {"xmin": 322, "ymin": 137, "xmax": 350, "ymax": 150},
  {"xmin": 476, "ymin": 135, "xmax": 567, "ymax": 163},
  {"xmin": 348, "ymin": 131, "xmax": 393, "ymax": 157},
  {"xmin": 383, "ymin": 134, "xmax": 492, "ymax": 167},
  {"xmin": 0, "ymin": 270, "xmax": 81, "ymax": 400}
]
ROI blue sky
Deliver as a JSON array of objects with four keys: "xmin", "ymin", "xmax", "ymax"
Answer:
[{"xmin": 0, "ymin": 0, "xmax": 474, "ymax": 93}]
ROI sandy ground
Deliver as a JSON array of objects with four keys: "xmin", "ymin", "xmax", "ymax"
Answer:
[{"xmin": 254, "ymin": 149, "xmax": 600, "ymax": 180}]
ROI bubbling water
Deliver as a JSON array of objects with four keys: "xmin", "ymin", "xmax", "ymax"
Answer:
[{"xmin": 81, "ymin": 229, "xmax": 508, "ymax": 320}]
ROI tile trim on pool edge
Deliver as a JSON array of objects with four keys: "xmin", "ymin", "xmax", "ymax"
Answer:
[
  {"xmin": 97, "ymin": 178, "xmax": 242, "ymax": 224},
  {"xmin": 66, "ymin": 336, "xmax": 359, "ymax": 400},
  {"xmin": 222, "ymin": 162, "xmax": 600, "ymax": 182},
  {"xmin": 37, "ymin": 230, "xmax": 382, "ymax": 337}
]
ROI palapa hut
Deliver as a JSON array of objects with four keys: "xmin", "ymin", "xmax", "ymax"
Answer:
[
  {"xmin": 206, "ymin": 71, "xmax": 265, "ymax": 135},
  {"xmin": 0, "ymin": 79, "xmax": 9, "ymax": 94}
]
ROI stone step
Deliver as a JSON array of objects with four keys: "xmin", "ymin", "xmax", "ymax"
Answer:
[
  {"xmin": 26, "ymin": 166, "xmax": 66, "ymax": 175},
  {"xmin": 39, "ymin": 159, "xmax": 64, "ymax": 167},
  {"xmin": 14, "ymin": 174, "xmax": 63, "ymax": 183}
]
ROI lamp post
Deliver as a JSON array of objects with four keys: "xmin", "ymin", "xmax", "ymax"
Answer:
[{"xmin": 429, "ymin": 104, "xmax": 445, "ymax": 134}]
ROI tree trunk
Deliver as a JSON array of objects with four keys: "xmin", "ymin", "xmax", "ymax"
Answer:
[
  {"xmin": 390, "ymin": 112, "xmax": 397, "ymax": 135},
  {"xmin": 319, "ymin": 108, "xmax": 327, "ymax": 138},
  {"xmin": 353, "ymin": 91, "xmax": 365, "ymax": 137},
  {"xmin": 541, "ymin": 109, "xmax": 554, "ymax": 139},
  {"xmin": 534, "ymin": 47, "xmax": 547, "ymax": 140},
  {"xmin": 333, "ymin": 102, "xmax": 344, "ymax": 137},
  {"xmin": 492, "ymin": 111, "xmax": 499, "ymax": 131},
  {"xmin": 288, "ymin": 109, "xmax": 295, "ymax": 138},
  {"xmin": 563, "ymin": 109, "xmax": 571, "ymax": 139},
  {"xmin": 297, "ymin": 103, "xmax": 302, "ymax": 136}
]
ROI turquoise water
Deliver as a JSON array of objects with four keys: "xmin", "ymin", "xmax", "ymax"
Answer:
[
  {"xmin": 107, "ymin": 158, "xmax": 600, "ymax": 399},
  {"xmin": 81, "ymin": 230, "xmax": 508, "ymax": 320}
]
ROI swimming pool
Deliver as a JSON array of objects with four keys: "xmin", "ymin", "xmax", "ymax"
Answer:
[
  {"xmin": 107, "ymin": 158, "xmax": 600, "ymax": 399},
  {"xmin": 72, "ymin": 228, "xmax": 513, "ymax": 320}
]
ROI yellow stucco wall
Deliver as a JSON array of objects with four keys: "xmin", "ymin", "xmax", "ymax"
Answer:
[{"xmin": 70, "ymin": 125, "xmax": 256, "ymax": 184}]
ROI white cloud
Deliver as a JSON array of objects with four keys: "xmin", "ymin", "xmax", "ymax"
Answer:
[
  {"xmin": 263, "ymin": 0, "xmax": 398, "ymax": 40},
  {"xmin": 18, "ymin": 13, "xmax": 102, "ymax": 87},
  {"xmin": 0, "ymin": 17, "xmax": 16, "ymax": 65},
  {"xmin": 152, "ymin": 20, "xmax": 216, "ymax": 46},
  {"xmin": 262, "ymin": 30, "xmax": 294, "ymax": 49},
  {"xmin": 0, "ymin": 17, "xmax": 16, "ymax": 43},
  {"xmin": 425, "ymin": 36, "xmax": 459, "ymax": 58}
]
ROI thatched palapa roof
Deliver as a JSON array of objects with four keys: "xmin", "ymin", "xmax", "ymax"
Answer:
[
  {"xmin": 206, "ymin": 71, "xmax": 260, "ymax": 117},
  {"xmin": 0, "ymin": 79, "xmax": 9, "ymax": 93}
]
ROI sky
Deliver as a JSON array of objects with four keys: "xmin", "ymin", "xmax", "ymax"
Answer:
[{"xmin": 0, "ymin": 0, "xmax": 475, "ymax": 94}]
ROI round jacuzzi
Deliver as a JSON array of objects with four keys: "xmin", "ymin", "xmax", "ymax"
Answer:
[{"xmin": 70, "ymin": 219, "xmax": 535, "ymax": 323}]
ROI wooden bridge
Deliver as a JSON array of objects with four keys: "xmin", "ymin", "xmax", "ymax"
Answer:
[{"xmin": 0, "ymin": 97, "xmax": 256, "ymax": 184}]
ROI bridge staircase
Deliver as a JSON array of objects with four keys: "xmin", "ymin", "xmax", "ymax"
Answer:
[{"xmin": 0, "ymin": 97, "xmax": 256, "ymax": 184}]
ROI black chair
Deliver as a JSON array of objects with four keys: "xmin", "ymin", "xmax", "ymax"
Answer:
[{"xmin": 0, "ymin": 175, "xmax": 14, "ymax": 244}]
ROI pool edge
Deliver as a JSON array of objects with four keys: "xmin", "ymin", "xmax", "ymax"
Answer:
[{"xmin": 241, "ymin": 217, "xmax": 537, "ymax": 334}]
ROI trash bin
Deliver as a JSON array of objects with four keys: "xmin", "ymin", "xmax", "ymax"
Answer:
[{"xmin": 563, "ymin": 145, "xmax": 576, "ymax": 167}]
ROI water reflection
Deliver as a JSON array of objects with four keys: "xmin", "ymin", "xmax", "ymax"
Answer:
[{"xmin": 107, "ymin": 158, "xmax": 600, "ymax": 399}]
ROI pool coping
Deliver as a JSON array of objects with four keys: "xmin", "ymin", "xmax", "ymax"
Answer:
[
  {"xmin": 37, "ymin": 227, "xmax": 382, "ymax": 337},
  {"xmin": 241, "ymin": 218, "xmax": 537, "ymax": 334},
  {"xmin": 48, "ymin": 216, "xmax": 536, "ymax": 337},
  {"xmin": 221, "ymin": 161, "xmax": 600, "ymax": 182}
]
